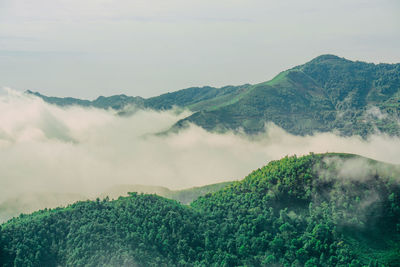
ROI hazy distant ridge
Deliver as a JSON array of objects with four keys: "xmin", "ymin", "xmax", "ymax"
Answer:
[{"xmin": 28, "ymin": 55, "xmax": 400, "ymax": 137}]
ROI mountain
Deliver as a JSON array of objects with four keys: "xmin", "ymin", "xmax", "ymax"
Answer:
[
  {"xmin": 26, "ymin": 91, "xmax": 145, "ymax": 111},
  {"xmin": 1, "ymin": 153, "xmax": 399, "ymax": 266},
  {"xmin": 27, "ymin": 55, "xmax": 400, "ymax": 137},
  {"xmin": 144, "ymin": 84, "xmax": 252, "ymax": 112},
  {"xmin": 175, "ymin": 55, "xmax": 400, "ymax": 136},
  {"xmin": 0, "ymin": 182, "xmax": 233, "ymax": 223}
]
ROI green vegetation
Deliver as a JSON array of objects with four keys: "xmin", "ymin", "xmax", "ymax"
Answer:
[
  {"xmin": 99, "ymin": 182, "xmax": 234, "ymax": 205},
  {"xmin": 176, "ymin": 55, "xmax": 400, "ymax": 136},
  {"xmin": 1, "ymin": 153, "xmax": 399, "ymax": 266},
  {"xmin": 0, "ymin": 193, "xmax": 86, "ymax": 224},
  {"xmin": 28, "ymin": 55, "xmax": 400, "ymax": 137},
  {"xmin": 0, "ymin": 182, "xmax": 233, "ymax": 223},
  {"xmin": 26, "ymin": 91, "xmax": 145, "ymax": 111},
  {"xmin": 166, "ymin": 182, "xmax": 234, "ymax": 204},
  {"xmin": 144, "ymin": 85, "xmax": 252, "ymax": 112}
]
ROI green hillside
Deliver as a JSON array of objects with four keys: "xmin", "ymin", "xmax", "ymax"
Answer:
[
  {"xmin": 1, "ymin": 153, "xmax": 399, "ymax": 266},
  {"xmin": 0, "ymin": 193, "xmax": 87, "ymax": 224},
  {"xmin": 26, "ymin": 91, "xmax": 145, "ymax": 111},
  {"xmin": 27, "ymin": 55, "xmax": 400, "ymax": 137},
  {"xmin": 99, "ymin": 182, "xmax": 234, "ymax": 205},
  {"xmin": 144, "ymin": 84, "xmax": 252, "ymax": 112},
  {"xmin": 176, "ymin": 55, "xmax": 400, "ymax": 136},
  {"xmin": 0, "ymin": 182, "xmax": 233, "ymax": 223}
]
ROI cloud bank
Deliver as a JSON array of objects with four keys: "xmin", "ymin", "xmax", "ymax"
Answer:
[{"xmin": 1, "ymin": 88, "xmax": 400, "ymax": 204}]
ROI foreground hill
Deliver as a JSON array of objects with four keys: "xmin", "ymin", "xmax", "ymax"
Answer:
[
  {"xmin": 1, "ymin": 153, "xmax": 399, "ymax": 266},
  {"xmin": 0, "ymin": 182, "xmax": 232, "ymax": 223},
  {"xmin": 28, "ymin": 55, "xmax": 400, "ymax": 136}
]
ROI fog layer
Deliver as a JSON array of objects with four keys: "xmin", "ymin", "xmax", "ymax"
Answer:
[{"xmin": 1, "ymin": 88, "xmax": 400, "ymax": 202}]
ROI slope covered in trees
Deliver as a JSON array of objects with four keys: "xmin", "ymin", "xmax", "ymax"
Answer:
[
  {"xmin": 176, "ymin": 55, "xmax": 400, "ymax": 136},
  {"xmin": 0, "ymin": 182, "xmax": 233, "ymax": 223},
  {"xmin": 28, "ymin": 55, "xmax": 400, "ymax": 137},
  {"xmin": 1, "ymin": 153, "xmax": 399, "ymax": 266}
]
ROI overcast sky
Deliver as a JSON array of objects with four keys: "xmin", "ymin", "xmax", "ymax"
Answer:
[{"xmin": 0, "ymin": 0, "xmax": 399, "ymax": 99}]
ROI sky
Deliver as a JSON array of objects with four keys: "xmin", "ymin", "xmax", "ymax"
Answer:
[{"xmin": 0, "ymin": 0, "xmax": 399, "ymax": 99}]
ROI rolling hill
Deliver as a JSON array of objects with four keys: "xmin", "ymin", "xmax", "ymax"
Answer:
[
  {"xmin": 0, "ymin": 182, "xmax": 233, "ymax": 223},
  {"xmin": 27, "ymin": 55, "xmax": 400, "ymax": 137},
  {"xmin": 1, "ymin": 153, "xmax": 399, "ymax": 266}
]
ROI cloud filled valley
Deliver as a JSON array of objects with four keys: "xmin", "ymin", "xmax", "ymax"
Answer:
[
  {"xmin": 1, "ymin": 87, "xmax": 400, "ymax": 204},
  {"xmin": 2, "ymin": 1, "xmax": 400, "ymax": 264}
]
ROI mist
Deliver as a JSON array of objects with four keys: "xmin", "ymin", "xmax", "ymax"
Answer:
[
  {"xmin": 1, "ymin": 88, "xmax": 400, "ymax": 204},
  {"xmin": 312, "ymin": 155, "xmax": 400, "ymax": 227}
]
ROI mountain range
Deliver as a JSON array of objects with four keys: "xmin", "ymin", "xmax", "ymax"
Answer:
[
  {"xmin": 4, "ymin": 55, "xmax": 399, "ymax": 266},
  {"xmin": 28, "ymin": 55, "xmax": 400, "ymax": 137}
]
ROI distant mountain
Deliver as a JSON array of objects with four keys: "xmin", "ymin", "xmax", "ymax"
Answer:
[
  {"xmin": 27, "ymin": 84, "xmax": 252, "ymax": 113},
  {"xmin": 26, "ymin": 90, "xmax": 145, "ymax": 111},
  {"xmin": 99, "ymin": 182, "xmax": 233, "ymax": 205},
  {"xmin": 1, "ymin": 153, "xmax": 399, "ymax": 266},
  {"xmin": 27, "ymin": 55, "xmax": 400, "ymax": 136},
  {"xmin": 175, "ymin": 55, "xmax": 400, "ymax": 136}
]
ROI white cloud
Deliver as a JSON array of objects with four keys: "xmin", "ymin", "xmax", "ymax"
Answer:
[{"xmin": 1, "ymin": 88, "xmax": 400, "ymax": 205}]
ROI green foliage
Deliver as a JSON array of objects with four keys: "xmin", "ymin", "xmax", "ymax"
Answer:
[
  {"xmin": 0, "ymin": 182, "xmax": 233, "ymax": 223},
  {"xmin": 178, "ymin": 55, "xmax": 400, "ymax": 136},
  {"xmin": 29, "ymin": 55, "xmax": 400, "ymax": 137},
  {"xmin": 144, "ymin": 84, "xmax": 252, "ymax": 111},
  {"xmin": 1, "ymin": 194, "xmax": 204, "ymax": 266},
  {"xmin": 1, "ymin": 153, "xmax": 400, "ymax": 266},
  {"xmin": 26, "ymin": 91, "xmax": 145, "ymax": 110},
  {"xmin": 166, "ymin": 182, "xmax": 234, "ymax": 204}
]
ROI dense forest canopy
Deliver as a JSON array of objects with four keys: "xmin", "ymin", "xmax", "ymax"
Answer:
[
  {"xmin": 0, "ymin": 182, "xmax": 232, "ymax": 224},
  {"xmin": 1, "ymin": 153, "xmax": 399, "ymax": 266}
]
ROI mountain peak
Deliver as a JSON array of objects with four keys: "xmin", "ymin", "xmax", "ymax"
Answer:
[
  {"xmin": 25, "ymin": 90, "xmax": 42, "ymax": 97},
  {"xmin": 313, "ymin": 54, "xmax": 341, "ymax": 60},
  {"xmin": 307, "ymin": 54, "xmax": 350, "ymax": 65}
]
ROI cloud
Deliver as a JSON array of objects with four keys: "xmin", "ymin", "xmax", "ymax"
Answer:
[
  {"xmin": 1, "ymin": 88, "xmax": 400, "ymax": 206},
  {"xmin": 365, "ymin": 106, "xmax": 388, "ymax": 120},
  {"xmin": 312, "ymin": 155, "xmax": 400, "ymax": 227}
]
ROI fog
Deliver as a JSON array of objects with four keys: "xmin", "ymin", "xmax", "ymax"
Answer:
[
  {"xmin": 313, "ymin": 155, "xmax": 400, "ymax": 226},
  {"xmin": 1, "ymin": 88, "xmax": 400, "ymax": 204}
]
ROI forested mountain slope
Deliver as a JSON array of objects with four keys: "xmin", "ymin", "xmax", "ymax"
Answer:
[
  {"xmin": 1, "ymin": 153, "xmax": 399, "ymax": 266},
  {"xmin": 28, "ymin": 55, "xmax": 400, "ymax": 137},
  {"xmin": 176, "ymin": 55, "xmax": 400, "ymax": 136}
]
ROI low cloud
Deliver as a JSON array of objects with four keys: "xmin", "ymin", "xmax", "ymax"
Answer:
[
  {"xmin": 320, "ymin": 156, "xmax": 376, "ymax": 182},
  {"xmin": 365, "ymin": 106, "xmax": 388, "ymax": 120},
  {"xmin": 1, "ymin": 88, "xmax": 400, "ymax": 205},
  {"xmin": 313, "ymin": 155, "xmax": 399, "ymax": 227}
]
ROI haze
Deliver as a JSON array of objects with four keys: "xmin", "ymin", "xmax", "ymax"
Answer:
[{"xmin": 1, "ymin": 0, "xmax": 399, "ymax": 98}]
